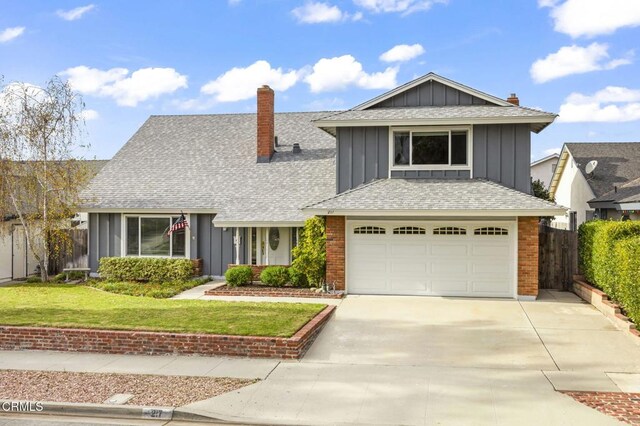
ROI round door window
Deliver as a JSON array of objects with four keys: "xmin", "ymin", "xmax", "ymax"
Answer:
[{"xmin": 269, "ymin": 228, "xmax": 280, "ymax": 251}]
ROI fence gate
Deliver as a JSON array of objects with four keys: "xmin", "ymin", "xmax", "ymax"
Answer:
[
  {"xmin": 538, "ymin": 224, "xmax": 578, "ymax": 290},
  {"xmin": 48, "ymin": 229, "xmax": 88, "ymax": 275}
]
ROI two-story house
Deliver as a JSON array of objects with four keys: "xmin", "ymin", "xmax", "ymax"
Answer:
[{"xmin": 82, "ymin": 73, "xmax": 564, "ymax": 300}]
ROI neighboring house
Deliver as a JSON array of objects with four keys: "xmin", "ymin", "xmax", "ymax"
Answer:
[
  {"xmin": 549, "ymin": 142, "xmax": 640, "ymax": 230},
  {"xmin": 531, "ymin": 153, "xmax": 559, "ymax": 188},
  {"xmin": 82, "ymin": 73, "xmax": 564, "ymax": 300},
  {"xmin": 0, "ymin": 160, "xmax": 108, "ymax": 282}
]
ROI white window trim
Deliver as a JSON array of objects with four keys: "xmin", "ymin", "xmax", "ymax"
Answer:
[
  {"xmin": 121, "ymin": 214, "xmax": 191, "ymax": 259},
  {"xmin": 388, "ymin": 125, "xmax": 473, "ymax": 173}
]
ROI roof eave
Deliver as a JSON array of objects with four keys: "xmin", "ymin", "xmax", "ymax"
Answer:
[{"xmin": 302, "ymin": 207, "xmax": 568, "ymax": 217}]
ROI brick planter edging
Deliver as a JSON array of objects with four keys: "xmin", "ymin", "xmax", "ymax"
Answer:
[
  {"xmin": 205, "ymin": 285, "xmax": 344, "ymax": 299},
  {"xmin": 572, "ymin": 276, "xmax": 640, "ymax": 338},
  {"xmin": 0, "ymin": 305, "xmax": 336, "ymax": 359}
]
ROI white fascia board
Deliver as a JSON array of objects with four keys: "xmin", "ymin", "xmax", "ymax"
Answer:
[
  {"xmin": 211, "ymin": 220, "xmax": 305, "ymax": 227},
  {"xmin": 352, "ymin": 73, "xmax": 514, "ymax": 110},
  {"xmin": 82, "ymin": 208, "xmax": 218, "ymax": 214},
  {"xmin": 314, "ymin": 116, "xmax": 555, "ymax": 129},
  {"xmin": 617, "ymin": 202, "xmax": 640, "ymax": 210},
  {"xmin": 548, "ymin": 145, "xmax": 571, "ymax": 198},
  {"xmin": 303, "ymin": 208, "xmax": 568, "ymax": 217}
]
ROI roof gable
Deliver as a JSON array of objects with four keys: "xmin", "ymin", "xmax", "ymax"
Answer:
[
  {"xmin": 353, "ymin": 73, "xmax": 513, "ymax": 111},
  {"xmin": 549, "ymin": 142, "xmax": 640, "ymax": 198}
]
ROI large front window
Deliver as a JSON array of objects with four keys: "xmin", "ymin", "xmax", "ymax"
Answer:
[
  {"xmin": 125, "ymin": 216, "xmax": 186, "ymax": 257},
  {"xmin": 392, "ymin": 128, "xmax": 469, "ymax": 167}
]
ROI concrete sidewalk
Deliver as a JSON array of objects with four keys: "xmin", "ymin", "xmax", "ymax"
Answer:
[{"xmin": 0, "ymin": 350, "xmax": 278, "ymax": 380}]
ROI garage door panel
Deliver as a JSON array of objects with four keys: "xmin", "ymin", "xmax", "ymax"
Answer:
[
  {"xmin": 430, "ymin": 244, "xmax": 468, "ymax": 256},
  {"xmin": 471, "ymin": 244, "xmax": 510, "ymax": 257},
  {"xmin": 432, "ymin": 280, "xmax": 468, "ymax": 294},
  {"xmin": 390, "ymin": 243, "xmax": 427, "ymax": 256},
  {"xmin": 348, "ymin": 222, "xmax": 515, "ymax": 298},
  {"xmin": 390, "ymin": 279, "xmax": 428, "ymax": 291},
  {"xmin": 471, "ymin": 280, "xmax": 511, "ymax": 294}
]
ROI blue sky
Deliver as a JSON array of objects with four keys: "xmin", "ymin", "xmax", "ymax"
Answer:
[{"xmin": 1, "ymin": 0, "xmax": 639, "ymax": 161}]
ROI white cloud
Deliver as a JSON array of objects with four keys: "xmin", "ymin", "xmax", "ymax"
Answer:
[
  {"xmin": 0, "ymin": 27, "xmax": 25, "ymax": 43},
  {"xmin": 543, "ymin": 147, "xmax": 561, "ymax": 155},
  {"xmin": 61, "ymin": 66, "xmax": 188, "ymax": 107},
  {"xmin": 304, "ymin": 55, "xmax": 398, "ymax": 92},
  {"xmin": 354, "ymin": 0, "xmax": 447, "ymax": 15},
  {"xmin": 80, "ymin": 109, "xmax": 99, "ymax": 121},
  {"xmin": 380, "ymin": 43, "xmax": 425, "ymax": 62},
  {"xmin": 201, "ymin": 60, "xmax": 300, "ymax": 102},
  {"xmin": 540, "ymin": 0, "xmax": 640, "ymax": 38},
  {"xmin": 558, "ymin": 86, "xmax": 640, "ymax": 122},
  {"xmin": 292, "ymin": 2, "xmax": 362, "ymax": 23},
  {"xmin": 56, "ymin": 4, "xmax": 95, "ymax": 21},
  {"xmin": 530, "ymin": 43, "xmax": 632, "ymax": 83}
]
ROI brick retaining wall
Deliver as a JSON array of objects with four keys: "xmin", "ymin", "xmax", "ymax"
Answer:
[
  {"xmin": 0, "ymin": 306, "xmax": 335, "ymax": 359},
  {"xmin": 206, "ymin": 285, "xmax": 344, "ymax": 299}
]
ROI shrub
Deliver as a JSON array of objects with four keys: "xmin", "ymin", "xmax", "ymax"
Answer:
[
  {"xmin": 260, "ymin": 266, "xmax": 289, "ymax": 287},
  {"xmin": 578, "ymin": 220, "xmax": 640, "ymax": 323},
  {"xmin": 98, "ymin": 257, "xmax": 194, "ymax": 283},
  {"xmin": 291, "ymin": 216, "xmax": 326, "ymax": 287},
  {"xmin": 25, "ymin": 276, "xmax": 41, "ymax": 283},
  {"xmin": 225, "ymin": 266, "xmax": 252, "ymax": 287},
  {"xmin": 288, "ymin": 266, "xmax": 309, "ymax": 288}
]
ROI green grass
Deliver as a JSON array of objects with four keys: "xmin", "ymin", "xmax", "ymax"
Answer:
[
  {"xmin": 86, "ymin": 277, "xmax": 211, "ymax": 298},
  {"xmin": 0, "ymin": 284, "xmax": 326, "ymax": 337}
]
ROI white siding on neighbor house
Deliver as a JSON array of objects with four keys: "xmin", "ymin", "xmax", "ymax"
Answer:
[
  {"xmin": 0, "ymin": 224, "xmax": 12, "ymax": 283},
  {"xmin": 531, "ymin": 157, "xmax": 558, "ymax": 188},
  {"xmin": 552, "ymin": 153, "xmax": 595, "ymax": 230}
]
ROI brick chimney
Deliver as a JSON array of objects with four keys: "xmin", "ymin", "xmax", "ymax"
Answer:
[
  {"xmin": 257, "ymin": 85, "xmax": 275, "ymax": 163},
  {"xmin": 507, "ymin": 93, "xmax": 520, "ymax": 106}
]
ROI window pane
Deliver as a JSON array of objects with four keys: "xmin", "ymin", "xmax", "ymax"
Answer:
[
  {"xmin": 412, "ymin": 132, "xmax": 448, "ymax": 165},
  {"xmin": 126, "ymin": 217, "xmax": 139, "ymax": 256},
  {"xmin": 393, "ymin": 132, "xmax": 410, "ymax": 165},
  {"xmin": 451, "ymin": 131, "xmax": 467, "ymax": 165},
  {"xmin": 140, "ymin": 217, "xmax": 170, "ymax": 256},
  {"xmin": 171, "ymin": 220, "xmax": 186, "ymax": 258}
]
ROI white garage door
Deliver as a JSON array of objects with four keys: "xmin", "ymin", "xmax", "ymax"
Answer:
[{"xmin": 347, "ymin": 221, "xmax": 516, "ymax": 298}]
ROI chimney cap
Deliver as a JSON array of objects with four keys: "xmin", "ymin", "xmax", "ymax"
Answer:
[
  {"xmin": 506, "ymin": 93, "xmax": 520, "ymax": 106},
  {"xmin": 259, "ymin": 85, "xmax": 272, "ymax": 90}
]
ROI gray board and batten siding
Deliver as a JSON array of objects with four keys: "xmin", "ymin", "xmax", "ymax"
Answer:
[
  {"xmin": 336, "ymin": 123, "xmax": 532, "ymax": 194},
  {"xmin": 368, "ymin": 80, "xmax": 492, "ymax": 108},
  {"xmin": 88, "ymin": 213, "xmax": 245, "ymax": 276}
]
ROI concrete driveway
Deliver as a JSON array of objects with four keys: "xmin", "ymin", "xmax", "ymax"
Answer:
[
  {"xmin": 304, "ymin": 290, "xmax": 640, "ymax": 372},
  {"xmin": 183, "ymin": 290, "xmax": 640, "ymax": 425}
]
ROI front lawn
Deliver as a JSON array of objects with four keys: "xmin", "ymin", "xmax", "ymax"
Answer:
[
  {"xmin": 86, "ymin": 277, "xmax": 210, "ymax": 298},
  {"xmin": 0, "ymin": 284, "xmax": 326, "ymax": 337}
]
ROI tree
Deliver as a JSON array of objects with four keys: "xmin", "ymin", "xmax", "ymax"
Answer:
[
  {"xmin": 291, "ymin": 216, "xmax": 326, "ymax": 287},
  {"xmin": 532, "ymin": 179, "xmax": 555, "ymax": 224},
  {"xmin": 0, "ymin": 77, "xmax": 90, "ymax": 281}
]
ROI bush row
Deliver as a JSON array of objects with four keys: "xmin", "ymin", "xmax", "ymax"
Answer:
[
  {"xmin": 98, "ymin": 257, "xmax": 195, "ymax": 283},
  {"xmin": 578, "ymin": 220, "xmax": 640, "ymax": 323},
  {"xmin": 225, "ymin": 265, "xmax": 309, "ymax": 288}
]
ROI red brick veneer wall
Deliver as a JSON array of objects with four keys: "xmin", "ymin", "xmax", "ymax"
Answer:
[
  {"xmin": 325, "ymin": 216, "xmax": 345, "ymax": 291},
  {"xmin": 518, "ymin": 217, "xmax": 539, "ymax": 297},
  {"xmin": 0, "ymin": 306, "xmax": 335, "ymax": 359}
]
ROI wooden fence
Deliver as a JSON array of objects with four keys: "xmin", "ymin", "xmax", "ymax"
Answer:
[
  {"xmin": 48, "ymin": 229, "xmax": 88, "ymax": 275},
  {"xmin": 538, "ymin": 224, "xmax": 578, "ymax": 290}
]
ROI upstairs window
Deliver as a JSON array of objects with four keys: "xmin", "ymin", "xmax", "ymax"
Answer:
[{"xmin": 392, "ymin": 128, "xmax": 469, "ymax": 168}]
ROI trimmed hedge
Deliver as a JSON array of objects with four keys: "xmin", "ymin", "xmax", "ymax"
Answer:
[
  {"xmin": 578, "ymin": 220, "xmax": 640, "ymax": 323},
  {"xmin": 260, "ymin": 266, "xmax": 289, "ymax": 287},
  {"xmin": 98, "ymin": 257, "xmax": 195, "ymax": 283},
  {"xmin": 225, "ymin": 265, "xmax": 252, "ymax": 287},
  {"xmin": 288, "ymin": 266, "xmax": 309, "ymax": 288}
]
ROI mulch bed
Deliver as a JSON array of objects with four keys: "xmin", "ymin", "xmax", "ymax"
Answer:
[
  {"xmin": 205, "ymin": 284, "xmax": 344, "ymax": 299},
  {"xmin": 0, "ymin": 370, "xmax": 256, "ymax": 407},
  {"xmin": 563, "ymin": 391, "xmax": 640, "ymax": 425}
]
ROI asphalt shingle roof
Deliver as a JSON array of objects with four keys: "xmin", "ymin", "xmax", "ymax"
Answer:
[
  {"xmin": 82, "ymin": 112, "xmax": 337, "ymax": 223},
  {"xmin": 566, "ymin": 142, "xmax": 640, "ymax": 199},
  {"xmin": 317, "ymin": 105, "xmax": 556, "ymax": 122},
  {"xmin": 592, "ymin": 177, "xmax": 640, "ymax": 204},
  {"xmin": 303, "ymin": 178, "xmax": 565, "ymax": 213}
]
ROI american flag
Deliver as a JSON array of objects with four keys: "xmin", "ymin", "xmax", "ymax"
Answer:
[{"xmin": 168, "ymin": 214, "xmax": 189, "ymax": 235}]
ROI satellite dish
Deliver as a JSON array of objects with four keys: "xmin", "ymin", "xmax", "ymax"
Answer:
[{"xmin": 585, "ymin": 160, "xmax": 598, "ymax": 174}]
